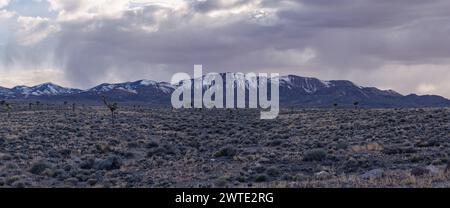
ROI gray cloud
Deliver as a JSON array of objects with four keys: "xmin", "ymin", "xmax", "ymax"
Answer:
[{"xmin": 2, "ymin": 0, "xmax": 450, "ymax": 97}]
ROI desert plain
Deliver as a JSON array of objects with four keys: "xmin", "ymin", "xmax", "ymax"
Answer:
[{"xmin": 0, "ymin": 105, "xmax": 449, "ymax": 188}]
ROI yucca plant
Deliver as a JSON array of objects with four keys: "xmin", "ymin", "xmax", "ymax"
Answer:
[
  {"xmin": 102, "ymin": 96, "xmax": 118, "ymax": 124},
  {"xmin": 5, "ymin": 103, "xmax": 12, "ymax": 118},
  {"xmin": 63, "ymin": 101, "xmax": 68, "ymax": 111},
  {"xmin": 1, "ymin": 101, "xmax": 12, "ymax": 118},
  {"xmin": 35, "ymin": 101, "xmax": 41, "ymax": 110}
]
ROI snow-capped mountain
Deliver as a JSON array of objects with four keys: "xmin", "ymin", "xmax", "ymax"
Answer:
[
  {"xmin": 176, "ymin": 74, "xmax": 450, "ymax": 108},
  {"xmin": 280, "ymin": 75, "xmax": 336, "ymax": 93},
  {"xmin": 277, "ymin": 75, "xmax": 409, "ymax": 107},
  {"xmin": 0, "ymin": 75, "xmax": 449, "ymax": 108},
  {"xmin": 63, "ymin": 80, "xmax": 175, "ymax": 105},
  {"xmin": 87, "ymin": 80, "xmax": 174, "ymax": 95},
  {"xmin": 0, "ymin": 87, "xmax": 14, "ymax": 98},
  {"xmin": 10, "ymin": 83, "xmax": 83, "ymax": 97},
  {"xmin": 278, "ymin": 75, "xmax": 400, "ymax": 96}
]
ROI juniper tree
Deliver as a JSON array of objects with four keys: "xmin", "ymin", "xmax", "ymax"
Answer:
[
  {"xmin": 102, "ymin": 96, "xmax": 118, "ymax": 125},
  {"xmin": 333, "ymin": 103, "xmax": 338, "ymax": 110},
  {"xmin": 353, "ymin": 101, "xmax": 359, "ymax": 110}
]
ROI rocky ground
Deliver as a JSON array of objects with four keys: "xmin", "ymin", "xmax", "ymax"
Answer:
[{"xmin": 0, "ymin": 106, "xmax": 449, "ymax": 188}]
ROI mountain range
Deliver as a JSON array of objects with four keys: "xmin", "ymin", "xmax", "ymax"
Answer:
[{"xmin": 0, "ymin": 75, "xmax": 449, "ymax": 108}]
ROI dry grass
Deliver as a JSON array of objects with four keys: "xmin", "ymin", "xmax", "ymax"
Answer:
[
  {"xmin": 0, "ymin": 106, "xmax": 449, "ymax": 188},
  {"xmin": 255, "ymin": 172, "xmax": 450, "ymax": 188}
]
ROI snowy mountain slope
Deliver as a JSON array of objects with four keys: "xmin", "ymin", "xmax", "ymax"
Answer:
[
  {"xmin": 10, "ymin": 83, "xmax": 83, "ymax": 97},
  {"xmin": 0, "ymin": 75, "xmax": 449, "ymax": 108}
]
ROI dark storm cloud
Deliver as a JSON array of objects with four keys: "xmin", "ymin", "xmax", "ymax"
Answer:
[
  {"xmin": 52, "ymin": 2, "xmax": 294, "ymax": 86},
  {"xmin": 191, "ymin": 0, "xmax": 255, "ymax": 12},
  {"xmin": 5, "ymin": 0, "xmax": 450, "ymax": 96}
]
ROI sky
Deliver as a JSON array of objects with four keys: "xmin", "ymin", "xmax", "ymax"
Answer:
[{"xmin": 0, "ymin": 0, "xmax": 450, "ymax": 98}]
